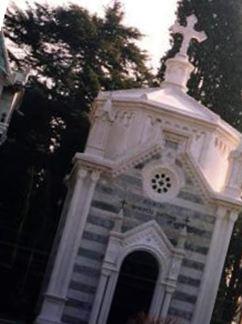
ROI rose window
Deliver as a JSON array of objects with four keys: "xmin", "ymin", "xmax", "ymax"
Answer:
[
  {"xmin": 151, "ymin": 173, "xmax": 172, "ymax": 194},
  {"xmin": 143, "ymin": 163, "xmax": 184, "ymax": 203}
]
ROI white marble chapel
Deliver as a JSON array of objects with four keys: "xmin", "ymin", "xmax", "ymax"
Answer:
[{"xmin": 35, "ymin": 15, "xmax": 242, "ymax": 324}]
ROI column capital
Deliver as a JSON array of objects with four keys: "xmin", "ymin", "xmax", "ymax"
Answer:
[
  {"xmin": 216, "ymin": 206, "xmax": 228, "ymax": 219},
  {"xmin": 216, "ymin": 206, "xmax": 238, "ymax": 224},
  {"xmin": 91, "ymin": 169, "xmax": 101, "ymax": 182},
  {"xmin": 77, "ymin": 168, "xmax": 88, "ymax": 180},
  {"xmin": 164, "ymin": 281, "xmax": 176, "ymax": 294},
  {"xmin": 229, "ymin": 210, "xmax": 238, "ymax": 223}
]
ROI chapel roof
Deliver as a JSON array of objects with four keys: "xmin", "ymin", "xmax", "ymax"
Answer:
[
  {"xmin": 96, "ymin": 14, "xmax": 241, "ymax": 141},
  {"xmin": 97, "ymin": 86, "xmax": 240, "ymax": 141},
  {"xmin": 97, "ymin": 86, "xmax": 218, "ymax": 123}
]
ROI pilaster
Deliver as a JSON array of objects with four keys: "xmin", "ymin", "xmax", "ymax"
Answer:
[
  {"xmin": 159, "ymin": 226, "xmax": 187, "ymax": 318},
  {"xmin": 35, "ymin": 166, "xmax": 100, "ymax": 324},
  {"xmin": 224, "ymin": 145, "xmax": 242, "ymax": 199},
  {"xmin": 192, "ymin": 206, "xmax": 238, "ymax": 324}
]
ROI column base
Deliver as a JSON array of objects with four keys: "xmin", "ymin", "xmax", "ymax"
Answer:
[
  {"xmin": 35, "ymin": 318, "xmax": 62, "ymax": 324},
  {"xmin": 35, "ymin": 293, "xmax": 66, "ymax": 324}
]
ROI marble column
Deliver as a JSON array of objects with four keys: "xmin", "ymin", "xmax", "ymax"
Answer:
[
  {"xmin": 192, "ymin": 206, "xmax": 238, "ymax": 324},
  {"xmin": 36, "ymin": 167, "xmax": 100, "ymax": 324}
]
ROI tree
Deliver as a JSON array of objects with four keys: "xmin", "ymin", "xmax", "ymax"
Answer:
[
  {"xmin": 0, "ymin": 2, "xmax": 152, "ymax": 321},
  {"xmin": 213, "ymin": 217, "xmax": 242, "ymax": 323},
  {"xmin": 158, "ymin": 1, "xmax": 242, "ymax": 323}
]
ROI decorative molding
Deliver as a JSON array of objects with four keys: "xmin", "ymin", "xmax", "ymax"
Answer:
[
  {"xmin": 77, "ymin": 168, "xmax": 88, "ymax": 180},
  {"xmin": 224, "ymin": 144, "xmax": 242, "ymax": 199},
  {"xmin": 94, "ymin": 96, "xmax": 115, "ymax": 123},
  {"xmin": 90, "ymin": 169, "xmax": 101, "ymax": 182},
  {"xmin": 113, "ymin": 109, "xmax": 136, "ymax": 127},
  {"xmin": 89, "ymin": 220, "xmax": 185, "ymax": 323},
  {"xmin": 95, "ymin": 95, "xmax": 240, "ymax": 147},
  {"xmin": 75, "ymin": 139, "xmax": 242, "ymax": 210},
  {"xmin": 180, "ymin": 151, "xmax": 242, "ymax": 209},
  {"xmin": 113, "ymin": 141, "xmax": 163, "ymax": 176}
]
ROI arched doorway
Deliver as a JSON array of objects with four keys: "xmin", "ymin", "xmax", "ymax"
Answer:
[{"xmin": 107, "ymin": 250, "xmax": 159, "ymax": 324}]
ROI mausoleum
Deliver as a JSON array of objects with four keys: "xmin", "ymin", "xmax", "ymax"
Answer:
[{"xmin": 36, "ymin": 15, "xmax": 242, "ymax": 324}]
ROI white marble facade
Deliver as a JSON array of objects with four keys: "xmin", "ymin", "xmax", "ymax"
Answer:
[{"xmin": 36, "ymin": 15, "xmax": 242, "ymax": 324}]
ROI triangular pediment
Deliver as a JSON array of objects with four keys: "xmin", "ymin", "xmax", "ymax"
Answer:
[
  {"xmin": 111, "ymin": 142, "xmax": 212, "ymax": 204},
  {"xmin": 77, "ymin": 144, "xmax": 214, "ymax": 205},
  {"xmin": 77, "ymin": 132, "xmax": 242, "ymax": 208}
]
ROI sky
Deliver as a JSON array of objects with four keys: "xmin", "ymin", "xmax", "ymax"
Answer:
[{"xmin": 1, "ymin": 0, "xmax": 179, "ymax": 69}]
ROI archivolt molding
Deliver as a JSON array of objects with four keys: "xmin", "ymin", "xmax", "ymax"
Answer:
[
  {"xmin": 106, "ymin": 220, "xmax": 179, "ymax": 273},
  {"xmin": 89, "ymin": 220, "xmax": 186, "ymax": 324}
]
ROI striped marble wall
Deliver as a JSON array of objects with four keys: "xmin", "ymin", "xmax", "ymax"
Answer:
[{"xmin": 62, "ymin": 161, "xmax": 216, "ymax": 324}]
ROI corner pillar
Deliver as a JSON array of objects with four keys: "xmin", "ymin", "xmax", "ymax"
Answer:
[
  {"xmin": 35, "ymin": 167, "xmax": 100, "ymax": 324},
  {"xmin": 192, "ymin": 206, "xmax": 238, "ymax": 324}
]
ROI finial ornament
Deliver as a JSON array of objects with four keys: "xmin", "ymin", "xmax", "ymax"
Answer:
[
  {"xmin": 162, "ymin": 14, "xmax": 207, "ymax": 91},
  {"xmin": 171, "ymin": 14, "xmax": 207, "ymax": 56}
]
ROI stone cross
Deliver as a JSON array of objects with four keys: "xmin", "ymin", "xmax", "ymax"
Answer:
[
  {"xmin": 120, "ymin": 199, "xmax": 127, "ymax": 210},
  {"xmin": 170, "ymin": 14, "xmax": 207, "ymax": 56}
]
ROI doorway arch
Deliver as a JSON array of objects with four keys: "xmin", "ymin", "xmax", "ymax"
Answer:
[
  {"xmin": 107, "ymin": 250, "xmax": 159, "ymax": 324},
  {"xmin": 89, "ymin": 220, "xmax": 185, "ymax": 324}
]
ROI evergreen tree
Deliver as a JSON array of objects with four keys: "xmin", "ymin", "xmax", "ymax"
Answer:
[
  {"xmin": 213, "ymin": 217, "xmax": 242, "ymax": 323},
  {"xmin": 0, "ymin": 2, "xmax": 152, "ymax": 321},
  {"xmin": 159, "ymin": 1, "xmax": 242, "ymax": 323}
]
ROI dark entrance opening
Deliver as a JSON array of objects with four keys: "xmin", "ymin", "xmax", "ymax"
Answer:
[{"xmin": 107, "ymin": 250, "xmax": 159, "ymax": 324}]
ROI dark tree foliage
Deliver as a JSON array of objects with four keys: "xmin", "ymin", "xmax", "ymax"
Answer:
[
  {"xmin": 158, "ymin": 1, "xmax": 242, "ymax": 323},
  {"xmin": 213, "ymin": 216, "xmax": 242, "ymax": 324},
  {"xmin": 0, "ymin": 2, "xmax": 152, "ymax": 321}
]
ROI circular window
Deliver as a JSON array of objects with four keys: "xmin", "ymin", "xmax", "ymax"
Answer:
[
  {"xmin": 151, "ymin": 172, "xmax": 172, "ymax": 194},
  {"xmin": 142, "ymin": 162, "xmax": 183, "ymax": 202}
]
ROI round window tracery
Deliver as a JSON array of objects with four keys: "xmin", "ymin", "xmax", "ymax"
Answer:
[
  {"xmin": 143, "ymin": 162, "xmax": 184, "ymax": 203},
  {"xmin": 151, "ymin": 172, "xmax": 172, "ymax": 194}
]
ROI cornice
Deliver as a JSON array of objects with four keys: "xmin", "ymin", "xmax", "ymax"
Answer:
[
  {"xmin": 95, "ymin": 97, "xmax": 240, "ymax": 145},
  {"xmin": 73, "ymin": 146, "xmax": 242, "ymax": 211}
]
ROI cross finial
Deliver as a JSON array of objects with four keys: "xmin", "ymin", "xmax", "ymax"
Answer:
[
  {"xmin": 171, "ymin": 14, "xmax": 207, "ymax": 56},
  {"xmin": 120, "ymin": 199, "xmax": 127, "ymax": 210}
]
